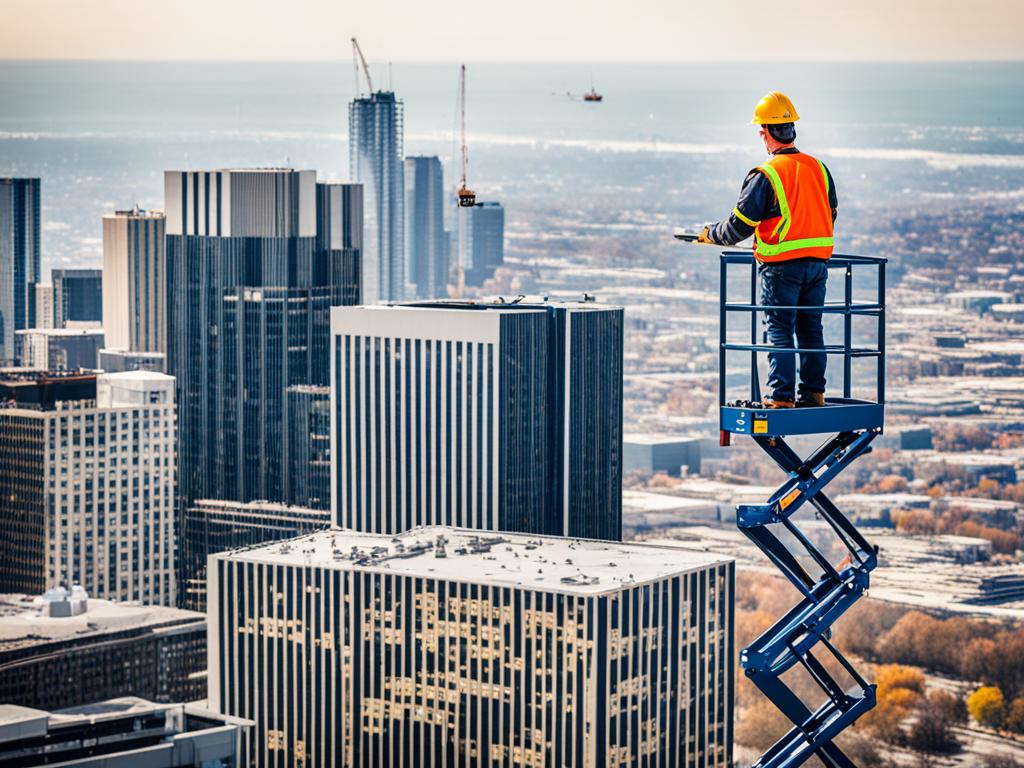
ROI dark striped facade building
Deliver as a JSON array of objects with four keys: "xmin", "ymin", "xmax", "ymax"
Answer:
[
  {"xmin": 165, "ymin": 169, "xmax": 362, "ymax": 609},
  {"xmin": 208, "ymin": 528, "xmax": 734, "ymax": 768},
  {"xmin": 181, "ymin": 499, "xmax": 330, "ymax": 612},
  {"xmin": 0, "ymin": 177, "xmax": 41, "ymax": 365},
  {"xmin": 330, "ymin": 301, "xmax": 624, "ymax": 539}
]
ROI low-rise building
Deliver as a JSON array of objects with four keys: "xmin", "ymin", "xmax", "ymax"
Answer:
[
  {"xmin": 15, "ymin": 328, "xmax": 104, "ymax": 371},
  {"xmin": 0, "ymin": 593, "xmax": 206, "ymax": 710},
  {"xmin": 0, "ymin": 697, "xmax": 250, "ymax": 767},
  {"xmin": 623, "ymin": 432, "xmax": 702, "ymax": 476}
]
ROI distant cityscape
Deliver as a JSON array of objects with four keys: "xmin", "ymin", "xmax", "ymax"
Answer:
[{"xmin": 2, "ymin": 58, "xmax": 1024, "ymax": 768}]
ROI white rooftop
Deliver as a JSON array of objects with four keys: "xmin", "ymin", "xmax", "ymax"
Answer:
[
  {"xmin": 0, "ymin": 595, "xmax": 202, "ymax": 652},
  {"xmin": 100, "ymin": 370, "xmax": 174, "ymax": 382},
  {"xmin": 215, "ymin": 526, "xmax": 731, "ymax": 596},
  {"xmin": 14, "ymin": 328, "xmax": 104, "ymax": 337}
]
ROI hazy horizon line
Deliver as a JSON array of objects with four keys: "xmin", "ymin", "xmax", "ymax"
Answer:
[{"xmin": 2, "ymin": 57, "xmax": 1023, "ymax": 65}]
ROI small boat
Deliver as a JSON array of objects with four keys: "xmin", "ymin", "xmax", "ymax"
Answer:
[{"xmin": 583, "ymin": 88, "xmax": 603, "ymax": 102}]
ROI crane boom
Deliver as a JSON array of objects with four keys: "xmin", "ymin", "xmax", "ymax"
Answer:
[{"xmin": 351, "ymin": 37, "xmax": 374, "ymax": 95}]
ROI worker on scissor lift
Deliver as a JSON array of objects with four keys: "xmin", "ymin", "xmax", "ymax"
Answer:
[{"xmin": 698, "ymin": 91, "xmax": 839, "ymax": 409}]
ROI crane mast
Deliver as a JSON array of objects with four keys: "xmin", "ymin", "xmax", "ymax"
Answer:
[
  {"xmin": 351, "ymin": 37, "xmax": 374, "ymax": 95},
  {"xmin": 456, "ymin": 65, "xmax": 475, "ymax": 208}
]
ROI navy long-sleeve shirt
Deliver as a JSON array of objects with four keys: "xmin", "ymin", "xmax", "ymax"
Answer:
[{"xmin": 708, "ymin": 148, "xmax": 838, "ymax": 246}]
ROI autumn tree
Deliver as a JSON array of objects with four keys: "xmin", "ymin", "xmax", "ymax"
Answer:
[
  {"xmin": 967, "ymin": 685, "xmax": 1005, "ymax": 728},
  {"xmin": 905, "ymin": 691, "xmax": 962, "ymax": 754},
  {"xmin": 859, "ymin": 664, "xmax": 926, "ymax": 743},
  {"xmin": 1005, "ymin": 697, "xmax": 1024, "ymax": 735}
]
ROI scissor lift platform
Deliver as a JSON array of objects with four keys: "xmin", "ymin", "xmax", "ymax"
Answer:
[
  {"xmin": 721, "ymin": 398, "xmax": 883, "ymax": 438},
  {"xmin": 717, "ymin": 252, "xmax": 887, "ymax": 768}
]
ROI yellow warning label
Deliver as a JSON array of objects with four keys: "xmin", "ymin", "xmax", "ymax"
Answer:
[
  {"xmin": 753, "ymin": 420, "xmax": 768, "ymax": 434},
  {"xmin": 779, "ymin": 488, "xmax": 801, "ymax": 511}
]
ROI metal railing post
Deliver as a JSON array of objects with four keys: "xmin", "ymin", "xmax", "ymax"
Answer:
[
  {"xmin": 751, "ymin": 260, "xmax": 760, "ymax": 402},
  {"xmin": 843, "ymin": 264, "xmax": 853, "ymax": 399},
  {"xmin": 878, "ymin": 261, "xmax": 886, "ymax": 405},
  {"xmin": 720, "ymin": 257, "xmax": 727, "ymax": 407}
]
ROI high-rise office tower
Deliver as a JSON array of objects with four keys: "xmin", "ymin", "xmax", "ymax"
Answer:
[
  {"xmin": 457, "ymin": 201, "xmax": 504, "ymax": 286},
  {"xmin": 0, "ymin": 177, "xmax": 41, "ymax": 365},
  {"xmin": 404, "ymin": 156, "xmax": 447, "ymax": 299},
  {"xmin": 166, "ymin": 169, "xmax": 360, "ymax": 608},
  {"xmin": 16, "ymin": 327, "xmax": 104, "ymax": 371},
  {"xmin": 181, "ymin": 499, "xmax": 329, "ymax": 611},
  {"xmin": 287, "ymin": 384, "xmax": 331, "ymax": 510},
  {"xmin": 315, "ymin": 182, "xmax": 363, "ymax": 306},
  {"xmin": 102, "ymin": 207, "xmax": 167, "ymax": 353},
  {"xmin": 34, "ymin": 283, "xmax": 53, "ymax": 328},
  {"xmin": 0, "ymin": 370, "xmax": 177, "ymax": 604},
  {"xmin": 349, "ymin": 91, "xmax": 404, "ymax": 302},
  {"xmin": 331, "ymin": 301, "xmax": 623, "ymax": 539},
  {"xmin": 52, "ymin": 268, "xmax": 102, "ymax": 328},
  {"xmin": 208, "ymin": 528, "xmax": 734, "ymax": 768}
]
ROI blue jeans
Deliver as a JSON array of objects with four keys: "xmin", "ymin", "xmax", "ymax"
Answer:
[{"xmin": 759, "ymin": 260, "xmax": 828, "ymax": 401}]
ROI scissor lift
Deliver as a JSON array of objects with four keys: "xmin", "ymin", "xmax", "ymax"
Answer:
[{"xmin": 719, "ymin": 252, "xmax": 886, "ymax": 768}]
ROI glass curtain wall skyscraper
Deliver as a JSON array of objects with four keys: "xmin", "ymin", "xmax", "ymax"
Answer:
[
  {"xmin": 349, "ymin": 91, "xmax": 404, "ymax": 302},
  {"xmin": 331, "ymin": 301, "xmax": 624, "ymax": 540},
  {"xmin": 0, "ymin": 177, "xmax": 41, "ymax": 365},
  {"xmin": 458, "ymin": 201, "xmax": 504, "ymax": 286},
  {"xmin": 404, "ymin": 156, "xmax": 447, "ymax": 299},
  {"xmin": 166, "ymin": 168, "xmax": 361, "ymax": 609},
  {"xmin": 51, "ymin": 269, "xmax": 102, "ymax": 328}
]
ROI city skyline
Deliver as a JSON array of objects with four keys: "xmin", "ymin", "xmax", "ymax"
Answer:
[{"xmin": 1, "ymin": 35, "xmax": 1024, "ymax": 766}]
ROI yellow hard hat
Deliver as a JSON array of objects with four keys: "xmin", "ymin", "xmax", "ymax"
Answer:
[{"xmin": 752, "ymin": 91, "xmax": 800, "ymax": 125}]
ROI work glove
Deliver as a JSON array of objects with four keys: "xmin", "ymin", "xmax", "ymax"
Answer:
[{"xmin": 696, "ymin": 225, "xmax": 715, "ymax": 244}]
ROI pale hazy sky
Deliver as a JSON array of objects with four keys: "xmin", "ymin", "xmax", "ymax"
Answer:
[{"xmin": 1, "ymin": 0, "xmax": 1022, "ymax": 61}]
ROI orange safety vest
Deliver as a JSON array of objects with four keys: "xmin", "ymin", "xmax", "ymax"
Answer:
[{"xmin": 735, "ymin": 152, "xmax": 834, "ymax": 263}]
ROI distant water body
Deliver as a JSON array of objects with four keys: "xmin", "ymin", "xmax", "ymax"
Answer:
[
  {"xmin": 4, "ymin": 61, "xmax": 1023, "ymax": 155},
  {"xmin": 1, "ymin": 61, "xmax": 1022, "ymax": 265}
]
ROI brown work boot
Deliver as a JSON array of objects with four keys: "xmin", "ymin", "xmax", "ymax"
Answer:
[
  {"xmin": 797, "ymin": 392, "xmax": 826, "ymax": 408},
  {"xmin": 762, "ymin": 396, "xmax": 795, "ymax": 409}
]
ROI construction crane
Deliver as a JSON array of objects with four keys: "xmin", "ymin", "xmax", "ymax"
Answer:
[
  {"xmin": 351, "ymin": 37, "xmax": 373, "ymax": 95},
  {"xmin": 696, "ymin": 237, "xmax": 887, "ymax": 768},
  {"xmin": 456, "ymin": 64, "xmax": 476, "ymax": 209}
]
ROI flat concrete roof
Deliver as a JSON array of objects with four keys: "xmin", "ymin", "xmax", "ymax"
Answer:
[
  {"xmin": 0, "ymin": 596, "xmax": 203, "ymax": 653},
  {"xmin": 215, "ymin": 526, "xmax": 731, "ymax": 596}
]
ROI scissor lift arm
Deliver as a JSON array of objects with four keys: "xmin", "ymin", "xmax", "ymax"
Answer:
[{"xmin": 716, "ymin": 252, "xmax": 887, "ymax": 768}]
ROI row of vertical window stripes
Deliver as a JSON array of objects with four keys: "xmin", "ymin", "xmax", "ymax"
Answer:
[
  {"xmin": 565, "ymin": 310, "xmax": 625, "ymax": 540},
  {"xmin": 336, "ymin": 333, "xmax": 498, "ymax": 534},
  {"xmin": 212, "ymin": 554, "xmax": 733, "ymax": 767}
]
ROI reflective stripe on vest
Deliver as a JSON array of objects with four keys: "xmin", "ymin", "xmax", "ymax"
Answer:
[{"xmin": 755, "ymin": 155, "xmax": 834, "ymax": 260}]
